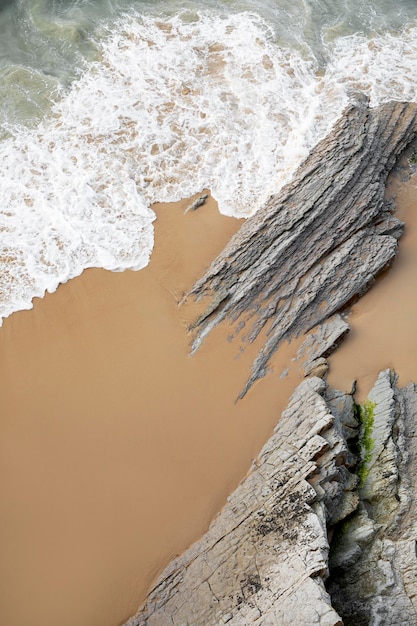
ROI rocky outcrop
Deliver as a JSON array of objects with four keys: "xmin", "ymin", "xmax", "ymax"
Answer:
[
  {"xmin": 327, "ymin": 370, "xmax": 417, "ymax": 625},
  {"xmin": 125, "ymin": 366, "xmax": 417, "ymax": 626},
  {"xmin": 124, "ymin": 314, "xmax": 356, "ymax": 625},
  {"xmin": 189, "ymin": 97, "xmax": 417, "ymax": 396},
  {"xmin": 124, "ymin": 99, "xmax": 417, "ymax": 625},
  {"xmin": 126, "ymin": 374, "xmax": 356, "ymax": 626}
]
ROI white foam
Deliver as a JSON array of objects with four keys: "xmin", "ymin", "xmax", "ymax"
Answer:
[
  {"xmin": 1, "ymin": 10, "xmax": 417, "ymax": 322},
  {"xmin": 326, "ymin": 25, "xmax": 417, "ymax": 106}
]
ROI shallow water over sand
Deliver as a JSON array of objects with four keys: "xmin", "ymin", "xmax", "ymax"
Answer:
[{"xmin": 0, "ymin": 195, "xmax": 305, "ymax": 626}]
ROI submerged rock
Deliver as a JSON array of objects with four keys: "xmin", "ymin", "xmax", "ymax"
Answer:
[
  {"xmin": 296, "ymin": 315, "xmax": 350, "ymax": 378},
  {"xmin": 184, "ymin": 193, "xmax": 209, "ymax": 214}
]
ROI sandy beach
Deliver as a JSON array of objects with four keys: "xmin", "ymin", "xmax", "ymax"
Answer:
[{"xmin": 0, "ymin": 193, "xmax": 306, "ymax": 626}]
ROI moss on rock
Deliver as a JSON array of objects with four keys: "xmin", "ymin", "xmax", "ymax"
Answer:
[{"xmin": 354, "ymin": 401, "xmax": 376, "ymax": 487}]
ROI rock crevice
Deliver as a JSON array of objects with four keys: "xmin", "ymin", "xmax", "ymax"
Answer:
[{"xmin": 327, "ymin": 371, "xmax": 417, "ymax": 625}]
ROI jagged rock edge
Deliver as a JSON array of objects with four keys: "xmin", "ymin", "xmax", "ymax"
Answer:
[{"xmin": 186, "ymin": 97, "xmax": 417, "ymax": 396}]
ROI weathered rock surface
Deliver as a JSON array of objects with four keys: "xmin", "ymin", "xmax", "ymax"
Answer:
[
  {"xmin": 189, "ymin": 97, "xmax": 417, "ymax": 396},
  {"xmin": 327, "ymin": 370, "xmax": 417, "ymax": 625},
  {"xmin": 124, "ymin": 99, "xmax": 417, "ymax": 625},
  {"xmin": 126, "ymin": 375, "xmax": 357, "ymax": 626},
  {"xmin": 126, "ymin": 367, "xmax": 417, "ymax": 626},
  {"xmin": 296, "ymin": 315, "xmax": 350, "ymax": 378}
]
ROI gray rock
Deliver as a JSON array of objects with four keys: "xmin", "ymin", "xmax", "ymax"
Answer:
[
  {"xmin": 125, "ymin": 370, "xmax": 417, "ymax": 626},
  {"xmin": 125, "ymin": 377, "xmax": 357, "ymax": 626},
  {"xmin": 124, "ymin": 99, "xmax": 417, "ymax": 625},
  {"xmin": 296, "ymin": 315, "xmax": 350, "ymax": 378},
  {"xmin": 327, "ymin": 371, "xmax": 417, "ymax": 625},
  {"xmin": 188, "ymin": 97, "xmax": 417, "ymax": 396}
]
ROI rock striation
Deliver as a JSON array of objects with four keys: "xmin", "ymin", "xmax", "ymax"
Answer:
[
  {"xmin": 295, "ymin": 314, "xmax": 350, "ymax": 379},
  {"xmin": 189, "ymin": 96, "xmax": 417, "ymax": 396},
  {"xmin": 125, "ymin": 99, "xmax": 417, "ymax": 625},
  {"xmin": 126, "ymin": 373, "xmax": 356, "ymax": 626},
  {"xmin": 327, "ymin": 370, "xmax": 417, "ymax": 625},
  {"xmin": 125, "ymin": 366, "xmax": 417, "ymax": 626}
]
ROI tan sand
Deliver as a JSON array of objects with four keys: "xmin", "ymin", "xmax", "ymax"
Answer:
[
  {"xmin": 0, "ymin": 193, "xmax": 305, "ymax": 626},
  {"xmin": 328, "ymin": 169, "xmax": 417, "ymax": 401}
]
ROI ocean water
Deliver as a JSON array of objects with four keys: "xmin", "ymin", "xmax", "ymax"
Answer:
[{"xmin": 1, "ymin": 0, "xmax": 417, "ymax": 321}]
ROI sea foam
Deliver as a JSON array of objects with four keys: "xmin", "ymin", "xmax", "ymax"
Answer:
[{"xmin": 1, "ymin": 10, "xmax": 417, "ymax": 322}]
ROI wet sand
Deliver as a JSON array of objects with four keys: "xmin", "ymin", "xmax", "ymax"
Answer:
[
  {"xmin": 328, "ymin": 169, "xmax": 417, "ymax": 401},
  {"xmin": 3, "ymin": 166, "xmax": 416, "ymax": 626},
  {"xmin": 0, "ymin": 194, "xmax": 305, "ymax": 626}
]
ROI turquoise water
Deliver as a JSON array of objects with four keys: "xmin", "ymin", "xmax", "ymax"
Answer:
[{"xmin": 1, "ymin": 0, "xmax": 417, "ymax": 321}]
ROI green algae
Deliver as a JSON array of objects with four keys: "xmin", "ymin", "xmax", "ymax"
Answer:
[{"xmin": 354, "ymin": 400, "xmax": 376, "ymax": 487}]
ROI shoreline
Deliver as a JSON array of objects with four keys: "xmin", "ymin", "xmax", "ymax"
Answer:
[
  {"xmin": 0, "ymin": 163, "xmax": 416, "ymax": 625},
  {"xmin": 126, "ymin": 128, "xmax": 417, "ymax": 623},
  {"xmin": 0, "ymin": 192, "xmax": 306, "ymax": 626}
]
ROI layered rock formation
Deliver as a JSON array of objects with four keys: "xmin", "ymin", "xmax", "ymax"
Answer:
[
  {"xmin": 328, "ymin": 371, "xmax": 417, "ymax": 625},
  {"xmin": 127, "ymin": 372, "xmax": 354, "ymax": 626},
  {"xmin": 126, "ymin": 366, "xmax": 417, "ymax": 626},
  {"xmin": 189, "ymin": 96, "xmax": 417, "ymax": 397},
  {"xmin": 125, "ymin": 98, "xmax": 417, "ymax": 624}
]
